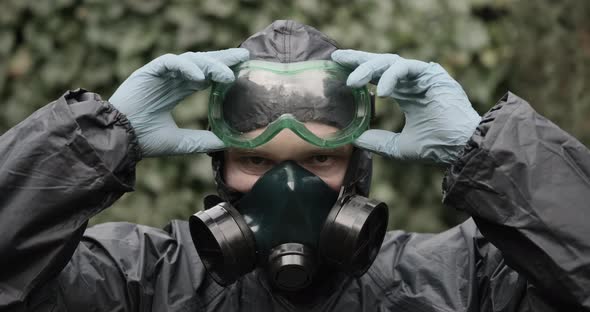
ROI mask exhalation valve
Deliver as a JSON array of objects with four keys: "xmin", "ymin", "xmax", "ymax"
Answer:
[{"xmin": 268, "ymin": 243, "xmax": 316, "ymax": 291}]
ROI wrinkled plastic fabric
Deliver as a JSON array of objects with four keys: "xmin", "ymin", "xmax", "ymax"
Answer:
[
  {"xmin": 239, "ymin": 20, "xmax": 339, "ymax": 63},
  {"xmin": 1, "ymin": 89, "xmax": 589, "ymax": 311}
]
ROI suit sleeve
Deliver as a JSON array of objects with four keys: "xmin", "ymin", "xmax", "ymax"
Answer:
[
  {"xmin": 443, "ymin": 92, "xmax": 590, "ymax": 311},
  {"xmin": 0, "ymin": 89, "xmax": 141, "ymax": 310}
]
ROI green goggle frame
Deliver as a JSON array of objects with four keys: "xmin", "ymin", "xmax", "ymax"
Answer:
[{"xmin": 208, "ymin": 60, "xmax": 371, "ymax": 149}]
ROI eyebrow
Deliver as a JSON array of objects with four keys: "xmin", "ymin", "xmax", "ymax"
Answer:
[
  {"xmin": 229, "ymin": 148, "xmax": 274, "ymax": 158},
  {"xmin": 307, "ymin": 147, "xmax": 350, "ymax": 154}
]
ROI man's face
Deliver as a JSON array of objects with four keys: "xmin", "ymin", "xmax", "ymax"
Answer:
[{"xmin": 224, "ymin": 122, "xmax": 353, "ymax": 193}]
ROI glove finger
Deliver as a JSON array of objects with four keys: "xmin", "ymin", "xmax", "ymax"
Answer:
[
  {"xmin": 156, "ymin": 54, "xmax": 206, "ymax": 82},
  {"xmin": 353, "ymin": 129, "xmax": 402, "ymax": 159},
  {"xmin": 331, "ymin": 49, "xmax": 376, "ymax": 68},
  {"xmin": 346, "ymin": 57, "xmax": 395, "ymax": 88},
  {"xmin": 376, "ymin": 59, "xmax": 405, "ymax": 97},
  {"xmin": 377, "ymin": 59, "xmax": 430, "ymax": 97},
  {"xmin": 204, "ymin": 48, "xmax": 250, "ymax": 66},
  {"xmin": 162, "ymin": 129, "xmax": 226, "ymax": 156},
  {"xmin": 180, "ymin": 53, "xmax": 236, "ymax": 83}
]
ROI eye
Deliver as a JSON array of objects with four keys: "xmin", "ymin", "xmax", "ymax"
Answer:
[
  {"xmin": 241, "ymin": 156, "xmax": 273, "ymax": 166},
  {"xmin": 303, "ymin": 155, "xmax": 335, "ymax": 167},
  {"xmin": 238, "ymin": 156, "xmax": 275, "ymax": 175},
  {"xmin": 248, "ymin": 156, "xmax": 266, "ymax": 165},
  {"xmin": 313, "ymin": 155, "xmax": 329, "ymax": 163}
]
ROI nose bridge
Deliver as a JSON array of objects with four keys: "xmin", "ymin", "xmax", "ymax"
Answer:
[{"xmin": 265, "ymin": 128, "xmax": 309, "ymax": 161}]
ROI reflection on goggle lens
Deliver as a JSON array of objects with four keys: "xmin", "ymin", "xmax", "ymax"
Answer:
[{"xmin": 209, "ymin": 60, "xmax": 371, "ymax": 148}]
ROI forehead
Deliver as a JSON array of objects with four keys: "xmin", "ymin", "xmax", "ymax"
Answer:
[{"xmin": 231, "ymin": 123, "xmax": 352, "ymax": 159}]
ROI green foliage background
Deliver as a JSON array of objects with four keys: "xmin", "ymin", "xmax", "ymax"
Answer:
[{"xmin": 1, "ymin": 0, "xmax": 588, "ymax": 232}]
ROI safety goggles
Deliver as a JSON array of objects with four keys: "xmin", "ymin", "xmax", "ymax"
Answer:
[{"xmin": 208, "ymin": 60, "xmax": 371, "ymax": 149}]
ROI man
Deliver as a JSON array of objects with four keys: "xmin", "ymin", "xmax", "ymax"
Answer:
[{"xmin": 0, "ymin": 20, "xmax": 588, "ymax": 311}]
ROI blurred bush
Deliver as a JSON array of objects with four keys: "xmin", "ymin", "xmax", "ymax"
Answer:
[{"xmin": 1, "ymin": 0, "xmax": 588, "ymax": 232}]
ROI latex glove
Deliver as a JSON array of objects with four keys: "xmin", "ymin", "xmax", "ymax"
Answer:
[
  {"xmin": 109, "ymin": 48, "xmax": 249, "ymax": 157},
  {"xmin": 332, "ymin": 50, "xmax": 481, "ymax": 164}
]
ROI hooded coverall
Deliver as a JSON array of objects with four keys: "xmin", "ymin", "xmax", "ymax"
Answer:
[{"xmin": 0, "ymin": 89, "xmax": 589, "ymax": 311}]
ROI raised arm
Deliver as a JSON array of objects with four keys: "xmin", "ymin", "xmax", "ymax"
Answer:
[
  {"xmin": 443, "ymin": 92, "xmax": 590, "ymax": 310},
  {"xmin": 0, "ymin": 49, "xmax": 249, "ymax": 310},
  {"xmin": 0, "ymin": 90, "xmax": 140, "ymax": 308},
  {"xmin": 332, "ymin": 50, "xmax": 590, "ymax": 310}
]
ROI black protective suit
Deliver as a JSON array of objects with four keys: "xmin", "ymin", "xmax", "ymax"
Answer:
[{"xmin": 0, "ymin": 88, "xmax": 589, "ymax": 311}]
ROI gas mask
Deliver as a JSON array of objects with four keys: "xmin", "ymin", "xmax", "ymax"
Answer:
[{"xmin": 189, "ymin": 161, "xmax": 388, "ymax": 291}]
